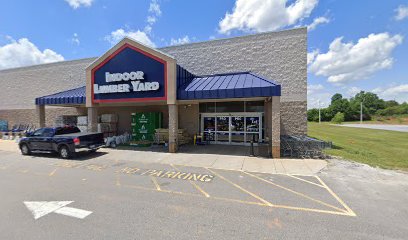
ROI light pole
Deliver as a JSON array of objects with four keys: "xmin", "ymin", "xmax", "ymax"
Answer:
[
  {"xmin": 360, "ymin": 101, "xmax": 363, "ymax": 124},
  {"xmin": 318, "ymin": 100, "xmax": 321, "ymax": 124}
]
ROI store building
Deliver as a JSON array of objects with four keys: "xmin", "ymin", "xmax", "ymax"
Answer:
[{"xmin": 0, "ymin": 28, "xmax": 307, "ymax": 158}]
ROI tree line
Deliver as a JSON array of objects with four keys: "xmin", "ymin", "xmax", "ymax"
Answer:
[{"xmin": 308, "ymin": 91, "xmax": 408, "ymax": 122}]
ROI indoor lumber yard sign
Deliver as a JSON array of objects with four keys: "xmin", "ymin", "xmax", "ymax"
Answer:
[
  {"xmin": 93, "ymin": 71, "xmax": 160, "ymax": 94},
  {"xmin": 92, "ymin": 43, "xmax": 167, "ymax": 103}
]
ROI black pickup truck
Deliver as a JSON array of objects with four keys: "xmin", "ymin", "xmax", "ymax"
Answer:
[{"xmin": 19, "ymin": 126, "xmax": 105, "ymax": 159}]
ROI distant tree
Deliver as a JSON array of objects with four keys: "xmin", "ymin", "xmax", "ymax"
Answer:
[
  {"xmin": 331, "ymin": 112, "xmax": 345, "ymax": 124},
  {"xmin": 350, "ymin": 91, "xmax": 385, "ymax": 115},
  {"xmin": 327, "ymin": 93, "xmax": 351, "ymax": 120},
  {"xmin": 384, "ymin": 100, "xmax": 399, "ymax": 108},
  {"xmin": 331, "ymin": 93, "xmax": 343, "ymax": 104},
  {"xmin": 307, "ymin": 108, "xmax": 319, "ymax": 122}
]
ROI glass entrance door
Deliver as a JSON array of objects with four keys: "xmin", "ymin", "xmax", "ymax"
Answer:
[{"xmin": 201, "ymin": 113, "xmax": 263, "ymax": 145}]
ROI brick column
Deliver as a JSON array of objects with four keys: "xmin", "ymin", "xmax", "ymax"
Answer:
[
  {"xmin": 36, "ymin": 105, "xmax": 45, "ymax": 128},
  {"xmin": 168, "ymin": 104, "xmax": 178, "ymax": 153},
  {"xmin": 87, "ymin": 107, "xmax": 98, "ymax": 132},
  {"xmin": 271, "ymin": 96, "xmax": 281, "ymax": 158}
]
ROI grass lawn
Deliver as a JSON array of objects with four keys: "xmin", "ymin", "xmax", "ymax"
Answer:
[
  {"xmin": 344, "ymin": 114, "xmax": 408, "ymax": 125},
  {"xmin": 308, "ymin": 122, "xmax": 408, "ymax": 171}
]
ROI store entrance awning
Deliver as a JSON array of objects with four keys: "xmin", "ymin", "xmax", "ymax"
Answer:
[
  {"xmin": 177, "ymin": 72, "xmax": 281, "ymax": 100},
  {"xmin": 35, "ymin": 86, "xmax": 86, "ymax": 105}
]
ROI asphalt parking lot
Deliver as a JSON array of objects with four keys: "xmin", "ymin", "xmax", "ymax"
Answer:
[{"xmin": 0, "ymin": 150, "xmax": 407, "ymax": 239}]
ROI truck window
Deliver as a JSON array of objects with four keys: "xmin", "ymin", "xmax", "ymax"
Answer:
[
  {"xmin": 55, "ymin": 127, "xmax": 81, "ymax": 135},
  {"xmin": 42, "ymin": 128, "xmax": 54, "ymax": 137},
  {"xmin": 32, "ymin": 129, "xmax": 45, "ymax": 137}
]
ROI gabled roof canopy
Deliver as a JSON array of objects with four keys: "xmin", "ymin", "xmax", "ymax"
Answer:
[{"xmin": 177, "ymin": 72, "xmax": 281, "ymax": 100}]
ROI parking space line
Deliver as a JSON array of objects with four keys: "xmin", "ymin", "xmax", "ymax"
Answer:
[
  {"xmin": 315, "ymin": 176, "xmax": 357, "ymax": 216},
  {"xmin": 116, "ymin": 175, "xmax": 121, "ymax": 186},
  {"xmin": 206, "ymin": 168, "xmax": 274, "ymax": 206},
  {"xmin": 49, "ymin": 168, "xmax": 58, "ymax": 177},
  {"xmin": 151, "ymin": 177, "xmax": 161, "ymax": 191},
  {"xmin": 171, "ymin": 164, "xmax": 210, "ymax": 198},
  {"xmin": 242, "ymin": 171, "xmax": 348, "ymax": 213},
  {"xmin": 271, "ymin": 204, "xmax": 354, "ymax": 216},
  {"xmin": 286, "ymin": 174, "xmax": 325, "ymax": 188}
]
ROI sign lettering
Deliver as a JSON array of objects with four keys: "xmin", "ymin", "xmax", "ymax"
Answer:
[
  {"xmin": 94, "ymin": 71, "xmax": 160, "ymax": 94},
  {"xmin": 117, "ymin": 167, "xmax": 215, "ymax": 182}
]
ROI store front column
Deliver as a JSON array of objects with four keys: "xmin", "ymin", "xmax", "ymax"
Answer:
[
  {"xmin": 87, "ymin": 107, "xmax": 98, "ymax": 132},
  {"xmin": 36, "ymin": 104, "xmax": 45, "ymax": 128},
  {"xmin": 168, "ymin": 104, "xmax": 178, "ymax": 153},
  {"xmin": 271, "ymin": 96, "xmax": 281, "ymax": 158}
]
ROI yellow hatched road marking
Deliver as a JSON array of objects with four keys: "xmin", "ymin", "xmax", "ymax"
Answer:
[
  {"xmin": 206, "ymin": 168, "xmax": 273, "ymax": 206},
  {"xmin": 49, "ymin": 168, "xmax": 58, "ymax": 177},
  {"xmin": 243, "ymin": 171, "xmax": 348, "ymax": 213},
  {"xmin": 171, "ymin": 164, "xmax": 210, "ymax": 198},
  {"xmin": 315, "ymin": 176, "xmax": 357, "ymax": 216},
  {"xmin": 151, "ymin": 177, "xmax": 161, "ymax": 191},
  {"xmin": 286, "ymin": 174, "xmax": 325, "ymax": 188}
]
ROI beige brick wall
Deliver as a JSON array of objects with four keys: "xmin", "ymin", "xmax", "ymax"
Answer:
[
  {"xmin": 0, "ymin": 107, "xmax": 86, "ymax": 129},
  {"xmin": 178, "ymin": 104, "xmax": 199, "ymax": 136}
]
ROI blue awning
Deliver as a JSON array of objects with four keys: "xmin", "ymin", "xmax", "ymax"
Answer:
[
  {"xmin": 177, "ymin": 72, "xmax": 281, "ymax": 100},
  {"xmin": 35, "ymin": 86, "xmax": 86, "ymax": 105}
]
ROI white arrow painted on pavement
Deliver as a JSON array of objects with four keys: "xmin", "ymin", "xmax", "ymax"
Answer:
[{"xmin": 24, "ymin": 201, "xmax": 92, "ymax": 220}]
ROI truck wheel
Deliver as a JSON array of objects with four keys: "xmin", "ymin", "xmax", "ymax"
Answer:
[
  {"xmin": 59, "ymin": 146, "xmax": 72, "ymax": 159},
  {"xmin": 20, "ymin": 144, "xmax": 31, "ymax": 155}
]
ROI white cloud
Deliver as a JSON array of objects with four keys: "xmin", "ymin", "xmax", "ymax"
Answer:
[
  {"xmin": 71, "ymin": 33, "xmax": 80, "ymax": 45},
  {"xmin": 346, "ymin": 86, "xmax": 360, "ymax": 97},
  {"xmin": 307, "ymin": 84, "xmax": 330, "ymax": 109},
  {"xmin": 104, "ymin": 28, "xmax": 156, "ymax": 47},
  {"xmin": 308, "ymin": 16, "xmax": 330, "ymax": 31},
  {"xmin": 219, "ymin": 0, "xmax": 319, "ymax": 34},
  {"xmin": 395, "ymin": 5, "xmax": 408, "ymax": 21},
  {"xmin": 307, "ymin": 49, "xmax": 319, "ymax": 65},
  {"xmin": 0, "ymin": 37, "xmax": 64, "ymax": 70},
  {"xmin": 170, "ymin": 36, "xmax": 191, "ymax": 46},
  {"xmin": 149, "ymin": 0, "xmax": 161, "ymax": 16},
  {"xmin": 65, "ymin": 0, "xmax": 94, "ymax": 9},
  {"xmin": 307, "ymin": 84, "xmax": 324, "ymax": 95},
  {"xmin": 309, "ymin": 33, "xmax": 403, "ymax": 84},
  {"xmin": 144, "ymin": 0, "xmax": 162, "ymax": 36},
  {"xmin": 147, "ymin": 16, "xmax": 157, "ymax": 25},
  {"xmin": 373, "ymin": 84, "xmax": 408, "ymax": 103}
]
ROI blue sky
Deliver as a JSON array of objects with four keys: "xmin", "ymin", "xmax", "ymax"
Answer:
[{"xmin": 0, "ymin": 0, "xmax": 407, "ymax": 108}]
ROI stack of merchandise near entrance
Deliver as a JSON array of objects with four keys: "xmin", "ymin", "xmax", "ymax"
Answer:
[
  {"xmin": 54, "ymin": 116, "xmax": 77, "ymax": 127},
  {"xmin": 98, "ymin": 114, "xmax": 118, "ymax": 138},
  {"xmin": 131, "ymin": 112, "xmax": 162, "ymax": 147},
  {"xmin": 155, "ymin": 129, "xmax": 191, "ymax": 145},
  {"xmin": 77, "ymin": 116, "xmax": 88, "ymax": 133}
]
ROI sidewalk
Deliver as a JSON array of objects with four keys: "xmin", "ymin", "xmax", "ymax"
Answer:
[
  {"xmin": 0, "ymin": 140, "xmax": 327, "ymax": 176},
  {"xmin": 105, "ymin": 148, "xmax": 327, "ymax": 175}
]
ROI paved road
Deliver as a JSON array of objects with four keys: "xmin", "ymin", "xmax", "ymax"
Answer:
[
  {"xmin": 0, "ymin": 150, "xmax": 407, "ymax": 239},
  {"xmin": 340, "ymin": 124, "xmax": 408, "ymax": 132}
]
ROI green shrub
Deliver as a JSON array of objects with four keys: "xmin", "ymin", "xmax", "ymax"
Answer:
[{"xmin": 331, "ymin": 112, "xmax": 345, "ymax": 124}]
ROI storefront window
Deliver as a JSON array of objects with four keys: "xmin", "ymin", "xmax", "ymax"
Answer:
[
  {"xmin": 199, "ymin": 103, "xmax": 216, "ymax": 113},
  {"xmin": 231, "ymin": 116, "xmax": 244, "ymax": 132},
  {"xmin": 203, "ymin": 117, "xmax": 215, "ymax": 131},
  {"xmin": 245, "ymin": 101, "xmax": 264, "ymax": 112},
  {"xmin": 216, "ymin": 102, "xmax": 244, "ymax": 112},
  {"xmin": 216, "ymin": 116, "xmax": 229, "ymax": 131},
  {"xmin": 246, "ymin": 117, "xmax": 260, "ymax": 132},
  {"xmin": 200, "ymin": 101, "xmax": 264, "ymax": 113}
]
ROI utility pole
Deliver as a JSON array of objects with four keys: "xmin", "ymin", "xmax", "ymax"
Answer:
[
  {"xmin": 360, "ymin": 101, "xmax": 363, "ymax": 124},
  {"xmin": 318, "ymin": 100, "xmax": 321, "ymax": 124}
]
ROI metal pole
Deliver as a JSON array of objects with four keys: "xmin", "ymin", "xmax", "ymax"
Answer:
[
  {"xmin": 318, "ymin": 100, "xmax": 321, "ymax": 124},
  {"xmin": 360, "ymin": 102, "xmax": 363, "ymax": 124}
]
